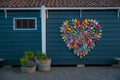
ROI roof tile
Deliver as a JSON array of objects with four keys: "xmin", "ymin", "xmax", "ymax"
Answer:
[{"xmin": 0, "ymin": 0, "xmax": 120, "ymax": 8}]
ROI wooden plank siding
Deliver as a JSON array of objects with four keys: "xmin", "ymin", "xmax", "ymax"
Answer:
[
  {"xmin": 0, "ymin": 10, "xmax": 41, "ymax": 65},
  {"xmin": 46, "ymin": 10, "xmax": 120, "ymax": 65}
]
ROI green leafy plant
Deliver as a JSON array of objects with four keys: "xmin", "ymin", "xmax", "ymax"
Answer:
[
  {"xmin": 20, "ymin": 57, "xmax": 28, "ymax": 66},
  {"xmin": 24, "ymin": 51, "xmax": 35, "ymax": 60},
  {"xmin": 36, "ymin": 51, "xmax": 47, "ymax": 60},
  {"xmin": 20, "ymin": 51, "xmax": 36, "ymax": 67}
]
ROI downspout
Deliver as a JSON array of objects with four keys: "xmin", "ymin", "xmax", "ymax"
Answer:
[{"xmin": 41, "ymin": 5, "xmax": 46, "ymax": 54}]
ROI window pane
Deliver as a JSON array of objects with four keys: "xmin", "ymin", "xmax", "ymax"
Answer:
[
  {"xmin": 29, "ymin": 19, "xmax": 35, "ymax": 28},
  {"xmin": 14, "ymin": 18, "xmax": 36, "ymax": 30},
  {"xmin": 16, "ymin": 19, "xmax": 22, "ymax": 28},
  {"xmin": 22, "ymin": 19, "xmax": 29, "ymax": 28}
]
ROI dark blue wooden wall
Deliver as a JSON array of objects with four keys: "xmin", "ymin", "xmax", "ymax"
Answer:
[
  {"xmin": 46, "ymin": 10, "xmax": 120, "ymax": 65},
  {"xmin": 0, "ymin": 9, "xmax": 120, "ymax": 65},
  {"xmin": 0, "ymin": 10, "xmax": 41, "ymax": 65}
]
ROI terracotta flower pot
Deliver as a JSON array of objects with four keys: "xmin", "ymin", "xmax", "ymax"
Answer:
[
  {"xmin": 39, "ymin": 59, "xmax": 51, "ymax": 64},
  {"xmin": 37, "ymin": 59, "xmax": 51, "ymax": 71},
  {"xmin": 21, "ymin": 66, "xmax": 36, "ymax": 73}
]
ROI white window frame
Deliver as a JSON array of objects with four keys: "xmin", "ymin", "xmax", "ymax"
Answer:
[{"xmin": 13, "ymin": 17, "xmax": 37, "ymax": 30}]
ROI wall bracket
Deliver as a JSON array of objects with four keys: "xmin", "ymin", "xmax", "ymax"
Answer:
[
  {"xmin": 80, "ymin": 9, "xmax": 82, "ymax": 18},
  {"xmin": 118, "ymin": 9, "xmax": 120, "ymax": 18},
  {"xmin": 4, "ymin": 10, "xmax": 7, "ymax": 19}
]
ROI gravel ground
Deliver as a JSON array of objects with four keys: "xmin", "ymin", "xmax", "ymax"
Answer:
[{"xmin": 0, "ymin": 66, "xmax": 120, "ymax": 80}]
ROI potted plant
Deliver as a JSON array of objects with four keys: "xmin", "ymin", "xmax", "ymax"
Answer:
[
  {"xmin": 36, "ymin": 51, "xmax": 51, "ymax": 71},
  {"xmin": 20, "ymin": 51, "xmax": 37, "ymax": 73}
]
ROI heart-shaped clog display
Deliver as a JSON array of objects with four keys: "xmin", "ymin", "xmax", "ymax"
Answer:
[{"xmin": 60, "ymin": 18, "xmax": 102, "ymax": 59}]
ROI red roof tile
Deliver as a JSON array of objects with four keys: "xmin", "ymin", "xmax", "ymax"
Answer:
[{"xmin": 0, "ymin": 0, "xmax": 120, "ymax": 8}]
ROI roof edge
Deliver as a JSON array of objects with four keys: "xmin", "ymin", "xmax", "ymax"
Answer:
[
  {"xmin": 45, "ymin": 7, "xmax": 120, "ymax": 10},
  {"xmin": 0, "ymin": 7, "xmax": 120, "ymax": 10},
  {"xmin": 0, "ymin": 7, "xmax": 41, "ymax": 10}
]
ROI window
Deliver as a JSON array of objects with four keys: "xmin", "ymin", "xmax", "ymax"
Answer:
[{"xmin": 13, "ymin": 18, "xmax": 37, "ymax": 30}]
